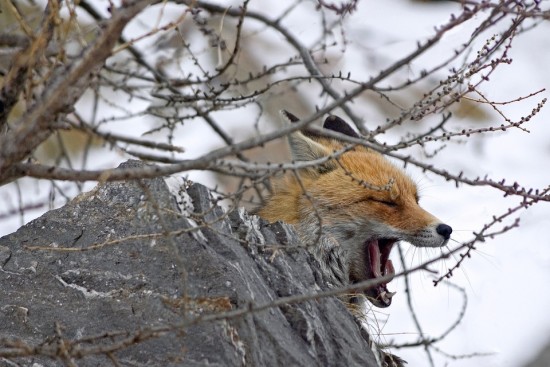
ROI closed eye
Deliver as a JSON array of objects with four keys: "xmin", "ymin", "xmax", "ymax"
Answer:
[
  {"xmin": 371, "ymin": 198, "xmax": 398, "ymax": 207},
  {"xmin": 339, "ymin": 197, "xmax": 398, "ymax": 208}
]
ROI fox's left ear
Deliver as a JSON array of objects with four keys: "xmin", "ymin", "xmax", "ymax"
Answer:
[
  {"xmin": 280, "ymin": 110, "xmax": 337, "ymax": 174},
  {"xmin": 323, "ymin": 115, "xmax": 360, "ymax": 138}
]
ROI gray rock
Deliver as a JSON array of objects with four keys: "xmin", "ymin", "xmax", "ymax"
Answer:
[
  {"xmin": 523, "ymin": 338, "xmax": 550, "ymax": 367},
  {"xmin": 0, "ymin": 161, "xmax": 380, "ymax": 366}
]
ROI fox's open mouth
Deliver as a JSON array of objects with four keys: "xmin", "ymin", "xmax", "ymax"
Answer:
[{"xmin": 355, "ymin": 238, "xmax": 397, "ymax": 308}]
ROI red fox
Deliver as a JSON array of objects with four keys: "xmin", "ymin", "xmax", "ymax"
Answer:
[{"xmin": 258, "ymin": 110, "xmax": 452, "ymax": 308}]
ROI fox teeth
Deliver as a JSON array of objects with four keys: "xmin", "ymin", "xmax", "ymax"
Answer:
[{"xmin": 380, "ymin": 291, "xmax": 396, "ymax": 304}]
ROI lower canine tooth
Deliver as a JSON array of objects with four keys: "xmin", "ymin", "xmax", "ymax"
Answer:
[{"xmin": 380, "ymin": 291, "xmax": 396, "ymax": 304}]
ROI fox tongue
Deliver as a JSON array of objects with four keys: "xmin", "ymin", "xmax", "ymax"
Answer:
[
  {"xmin": 367, "ymin": 240, "xmax": 396, "ymax": 280},
  {"xmin": 365, "ymin": 239, "xmax": 396, "ymax": 307}
]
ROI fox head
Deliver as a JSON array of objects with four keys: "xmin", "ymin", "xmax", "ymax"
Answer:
[{"xmin": 258, "ymin": 110, "xmax": 452, "ymax": 307}]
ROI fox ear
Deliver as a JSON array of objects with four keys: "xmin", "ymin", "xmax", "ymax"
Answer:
[
  {"xmin": 280, "ymin": 110, "xmax": 336, "ymax": 173},
  {"xmin": 323, "ymin": 115, "xmax": 360, "ymax": 138}
]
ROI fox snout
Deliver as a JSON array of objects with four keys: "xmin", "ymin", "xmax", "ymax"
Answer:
[
  {"xmin": 436, "ymin": 223, "xmax": 452, "ymax": 240},
  {"xmin": 404, "ymin": 221, "xmax": 452, "ymax": 248}
]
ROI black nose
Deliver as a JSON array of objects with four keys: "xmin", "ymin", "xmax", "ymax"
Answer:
[{"xmin": 436, "ymin": 224, "xmax": 452, "ymax": 240}]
